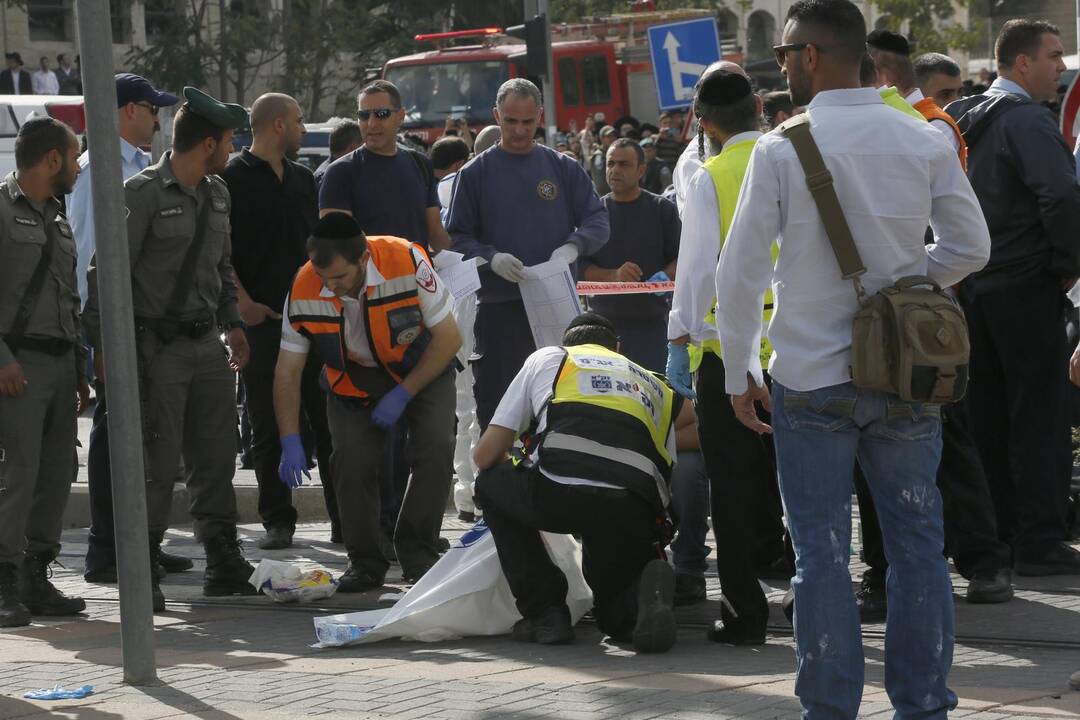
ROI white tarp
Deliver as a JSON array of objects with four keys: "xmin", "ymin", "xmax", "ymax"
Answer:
[{"xmin": 312, "ymin": 521, "xmax": 592, "ymax": 647}]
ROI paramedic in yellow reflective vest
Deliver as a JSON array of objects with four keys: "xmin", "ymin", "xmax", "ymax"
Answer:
[
  {"xmin": 473, "ymin": 312, "xmax": 695, "ymax": 654},
  {"xmin": 664, "ymin": 67, "xmax": 788, "ymax": 646},
  {"xmin": 273, "ymin": 212, "xmax": 461, "ymax": 591}
]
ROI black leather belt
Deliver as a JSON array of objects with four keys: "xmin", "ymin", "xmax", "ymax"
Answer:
[
  {"xmin": 4, "ymin": 336, "xmax": 74, "ymax": 356},
  {"xmin": 135, "ymin": 316, "xmax": 215, "ymax": 341}
]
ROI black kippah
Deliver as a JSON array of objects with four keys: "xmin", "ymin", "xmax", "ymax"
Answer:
[
  {"xmin": 313, "ymin": 212, "xmax": 362, "ymax": 239},
  {"xmin": 697, "ymin": 70, "xmax": 752, "ymax": 106},
  {"xmin": 566, "ymin": 311, "xmax": 615, "ymax": 333},
  {"xmin": 867, "ymin": 29, "xmax": 911, "ymax": 56}
]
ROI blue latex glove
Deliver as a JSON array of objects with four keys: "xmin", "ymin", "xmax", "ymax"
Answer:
[
  {"xmin": 648, "ymin": 270, "xmax": 671, "ymax": 296},
  {"xmin": 372, "ymin": 384, "xmax": 414, "ymax": 429},
  {"xmin": 278, "ymin": 433, "xmax": 310, "ymax": 489},
  {"xmin": 666, "ymin": 342, "xmax": 696, "ymax": 399}
]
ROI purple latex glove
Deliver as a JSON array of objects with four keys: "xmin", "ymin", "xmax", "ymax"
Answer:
[
  {"xmin": 372, "ymin": 384, "xmax": 413, "ymax": 429},
  {"xmin": 278, "ymin": 433, "xmax": 310, "ymax": 489}
]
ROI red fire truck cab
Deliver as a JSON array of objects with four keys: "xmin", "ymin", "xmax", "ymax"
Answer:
[{"xmin": 383, "ymin": 38, "xmax": 625, "ymax": 146}]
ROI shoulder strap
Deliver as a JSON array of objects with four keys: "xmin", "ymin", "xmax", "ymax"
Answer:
[
  {"xmin": 164, "ymin": 197, "xmax": 213, "ymax": 320},
  {"xmin": 779, "ymin": 115, "xmax": 866, "ymax": 280},
  {"xmin": 405, "ymin": 148, "xmax": 434, "ymax": 189},
  {"xmin": 7, "ymin": 220, "xmax": 58, "ymax": 349}
]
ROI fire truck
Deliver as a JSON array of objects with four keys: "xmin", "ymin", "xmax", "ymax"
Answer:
[{"xmin": 381, "ymin": 9, "xmax": 739, "ymax": 146}]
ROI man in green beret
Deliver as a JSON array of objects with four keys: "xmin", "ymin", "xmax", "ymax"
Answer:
[{"xmin": 84, "ymin": 87, "xmax": 257, "ymax": 611}]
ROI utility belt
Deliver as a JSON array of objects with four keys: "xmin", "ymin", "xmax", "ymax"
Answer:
[
  {"xmin": 135, "ymin": 315, "xmax": 216, "ymax": 344},
  {"xmin": 4, "ymin": 335, "xmax": 74, "ymax": 356}
]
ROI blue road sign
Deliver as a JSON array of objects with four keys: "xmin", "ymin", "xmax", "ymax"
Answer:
[{"xmin": 647, "ymin": 17, "xmax": 722, "ymax": 111}]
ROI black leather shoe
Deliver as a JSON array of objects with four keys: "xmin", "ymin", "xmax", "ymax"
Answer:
[
  {"xmin": 159, "ymin": 551, "xmax": 193, "ymax": 573},
  {"xmin": 511, "ymin": 605, "xmax": 574, "ymax": 645},
  {"xmin": 19, "ymin": 553, "xmax": 85, "ymax": 616},
  {"xmin": 0, "ymin": 564, "xmax": 31, "ymax": 628},
  {"xmin": 673, "ymin": 573, "xmax": 706, "ymax": 607},
  {"xmin": 756, "ymin": 556, "xmax": 795, "ymax": 581},
  {"xmin": 337, "ymin": 565, "xmax": 384, "ymax": 593},
  {"xmin": 632, "ymin": 560, "xmax": 676, "ymax": 653},
  {"xmin": 856, "ymin": 579, "xmax": 887, "ymax": 623},
  {"xmin": 966, "ymin": 569, "xmax": 1014, "ymax": 604},
  {"xmin": 707, "ymin": 602, "xmax": 766, "ymax": 646},
  {"xmin": 437, "ymin": 537, "xmax": 451, "ymax": 553},
  {"xmin": 84, "ymin": 565, "xmax": 118, "ymax": 584},
  {"xmin": 202, "ymin": 529, "xmax": 258, "ymax": 597},
  {"xmin": 257, "ymin": 526, "xmax": 294, "ymax": 551},
  {"xmin": 1015, "ymin": 543, "xmax": 1080, "ymax": 577},
  {"xmin": 458, "ymin": 510, "xmax": 476, "ymax": 523}
]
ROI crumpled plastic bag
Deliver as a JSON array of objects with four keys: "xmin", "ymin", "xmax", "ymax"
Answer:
[
  {"xmin": 24, "ymin": 684, "xmax": 94, "ymax": 700},
  {"xmin": 312, "ymin": 520, "xmax": 592, "ymax": 646},
  {"xmin": 248, "ymin": 559, "xmax": 337, "ymax": 603}
]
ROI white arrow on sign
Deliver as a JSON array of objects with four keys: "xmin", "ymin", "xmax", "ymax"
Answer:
[{"xmin": 663, "ymin": 32, "xmax": 708, "ymax": 101}]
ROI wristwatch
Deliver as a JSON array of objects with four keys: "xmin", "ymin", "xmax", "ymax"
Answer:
[{"xmin": 222, "ymin": 319, "xmax": 246, "ymax": 332}]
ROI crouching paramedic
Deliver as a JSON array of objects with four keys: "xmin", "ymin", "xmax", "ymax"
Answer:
[
  {"xmin": 473, "ymin": 312, "xmax": 693, "ymax": 653},
  {"xmin": 273, "ymin": 212, "xmax": 460, "ymax": 590}
]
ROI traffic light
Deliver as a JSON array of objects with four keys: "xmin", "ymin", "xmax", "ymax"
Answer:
[{"xmin": 505, "ymin": 14, "xmax": 547, "ymax": 77}]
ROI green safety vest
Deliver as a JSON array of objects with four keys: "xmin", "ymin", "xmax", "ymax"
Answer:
[
  {"xmin": 878, "ymin": 87, "xmax": 927, "ymax": 122},
  {"xmin": 689, "ymin": 136, "xmax": 777, "ymax": 370},
  {"xmin": 540, "ymin": 344, "xmax": 677, "ymax": 510}
]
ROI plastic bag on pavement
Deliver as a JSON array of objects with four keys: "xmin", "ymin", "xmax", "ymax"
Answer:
[
  {"xmin": 24, "ymin": 684, "xmax": 94, "ymax": 700},
  {"xmin": 312, "ymin": 520, "xmax": 592, "ymax": 646},
  {"xmin": 249, "ymin": 559, "xmax": 338, "ymax": 603}
]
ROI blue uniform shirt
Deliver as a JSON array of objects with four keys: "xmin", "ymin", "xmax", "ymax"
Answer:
[
  {"xmin": 447, "ymin": 143, "xmax": 609, "ymax": 303},
  {"xmin": 66, "ymin": 138, "xmax": 150, "ymax": 306}
]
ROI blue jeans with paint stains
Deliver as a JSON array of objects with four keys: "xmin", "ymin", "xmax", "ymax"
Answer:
[{"xmin": 772, "ymin": 381, "xmax": 957, "ymax": 720}]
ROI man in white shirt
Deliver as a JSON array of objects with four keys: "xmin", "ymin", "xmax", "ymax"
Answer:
[
  {"xmin": 31, "ymin": 56, "xmax": 59, "ymax": 95},
  {"xmin": 715, "ymin": 1, "xmax": 990, "ymax": 717},
  {"xmin": 473, "ymin": 312, "xmax": 691, "ymax": 653},
  {"xmin": 666, "ymin": 66, "xmax": 786, "ymax": 646}
]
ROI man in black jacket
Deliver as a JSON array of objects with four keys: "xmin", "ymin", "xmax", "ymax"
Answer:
[
  {"xmin": 0, "ymin": 53, "xmax": 32, "ymax": 95},
  {"xmin": 947, "ymin": 19, "xmax": 1080, "ymax": 575}
]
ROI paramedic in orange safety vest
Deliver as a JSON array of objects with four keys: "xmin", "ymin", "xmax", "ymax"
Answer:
[{"xmin": 273, "ymin": 212, "xmax": 461, "ymax": 592}]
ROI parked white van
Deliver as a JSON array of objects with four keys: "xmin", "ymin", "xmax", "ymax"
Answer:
[{"xmin": 0, "ymin": 95, "xmax": 85, "ymax": 176}]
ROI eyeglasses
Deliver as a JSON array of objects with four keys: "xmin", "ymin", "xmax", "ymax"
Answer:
[
  {"xmin": 773, "ymin": 42, "xmax": 810, "ymax": 68},
  {"xmin": 133, "ymin": 101, "xmax": 159, "ymax": 116},
  {"xmin": 358, "ymin": 107, "xmax": 395, "ymax": 121}
]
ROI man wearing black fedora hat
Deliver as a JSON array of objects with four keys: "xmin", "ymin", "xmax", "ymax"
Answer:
[{"xmin": 1, "ymin": 53, "xmax": 32, "ymax": 95}]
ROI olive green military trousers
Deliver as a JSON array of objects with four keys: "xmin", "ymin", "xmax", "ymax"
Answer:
[
  {"xmin": 0, "ymin": 348, "xmax": 77, "ymax": 566},
  {"xmin": 139, "ymin": 331, "xmax": 239, "ymax": 543}
]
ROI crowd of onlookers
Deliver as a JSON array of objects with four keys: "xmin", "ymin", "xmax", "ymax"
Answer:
[{"xmin": 0, "ymin": 51, "xmax": 82, "ymax": 95}]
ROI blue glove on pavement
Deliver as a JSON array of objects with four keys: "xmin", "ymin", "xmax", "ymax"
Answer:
[
  {"xmin": 372, "ymin": 384, "xmax": 414, "ymax": 429},
  {"xmin": 648, "ymin": 270, "xmax": 671, "ymax": 296},
  {"xmin": 666, "ymin": 342, "xmax": 696, "ymax": 400},
  {"xmin": 278, "ymin": 433, "xmax": 310, "ymax": 489}
]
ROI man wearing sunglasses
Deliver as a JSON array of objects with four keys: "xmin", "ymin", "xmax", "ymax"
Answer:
[
  {"xmin": 319, "ymin": 79, "xmax": 449, "ymax": 254},
  {"xmin": 65, "ymin": 73, "xmax": 186, "ymax": 586}
]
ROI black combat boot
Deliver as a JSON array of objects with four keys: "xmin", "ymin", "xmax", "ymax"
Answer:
[
  {"xmin": 203, "ymin": 528, "xmax": 258, "ymax": 597},
  {"xmin": 19, "ymin": 551, "xmax": 85, "ymax": 616},
  {"xmin": 0, "ymin": 563, "xmax": 31, "ymax": 627},
  {"xmin": 148, "ymin": 543, "xmax": 166, "ymax": 612}
]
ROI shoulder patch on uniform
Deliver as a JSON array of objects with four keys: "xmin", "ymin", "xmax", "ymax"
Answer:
[
  {"xmin": 211, "ymin": 197, "xmax": 227, "ymax": 212},
  {"xmin": 13, "ymin": 216, "xmax": 38, "ymax": 226},
  {"xmin": 56, "ymin": 218, "xmax": 73, "ymax": 237},
  {"xmin": 126, "ymin": 172, "xmax": 154, "ymax": 190},
  {"xmin": 416, "ymin": 259, "xmax": 438, "ymax": 293},
  {"xmin": 158, "ymin": 206, "xmax": 184, "ymax": 218}
]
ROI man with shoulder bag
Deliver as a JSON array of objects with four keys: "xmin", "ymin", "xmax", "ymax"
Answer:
[{"xmin": 713, "ymin": 1, "xmax": 990, "ymax": 717}]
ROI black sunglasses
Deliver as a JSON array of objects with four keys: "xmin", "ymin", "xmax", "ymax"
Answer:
[
  {"xmin": 133, "ymin": 101, "xmax": 159, "ymax": 116},
  {"xmin": 773, "ymin": 42, "xmax": 810, "ymax": 67},
  {"xmin": 358, "ymin": 107, "xmax": 395, "ymax": 121}
]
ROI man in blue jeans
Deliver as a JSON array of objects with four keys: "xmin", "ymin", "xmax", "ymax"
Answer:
[{"xmin": 713, "ymin": 1, "xmax": 991, "ymax": 717}]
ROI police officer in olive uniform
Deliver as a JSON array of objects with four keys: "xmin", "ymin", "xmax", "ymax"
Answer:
[
  {"xmin": 84, "ymin": 88, "xmax": 256, "ymax": 611},
  {"xmin": 0, "ymin": 117, "xmax": 88, "ymax": 628}
]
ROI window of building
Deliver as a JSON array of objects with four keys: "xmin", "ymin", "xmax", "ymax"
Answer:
[
  {"xmin": 580, "ymin": 54, "xmax": 611, "ymax": 105},
  {"xmin": 558, "ymin": 57, "xmax": 580, "ymax": 107},
  {"xmin": 28, "ymin": 0, "xmax": 73, "ymax": 42},
  {"xmin": 110, "ymin": 0, "xmax": 132, "ymax": 43},
  {"xmin": 145, "ymin": 0, "xmax": 185, "ymax": 44}
]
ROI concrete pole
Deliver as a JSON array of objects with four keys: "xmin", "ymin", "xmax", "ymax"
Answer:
[
  {"xmin": 536, "ymin": 0, "xmax": 559, "ymax": 147},
  {"xmin": 74, "ymin": 0, "xmax": 158, "ymax": 686}
]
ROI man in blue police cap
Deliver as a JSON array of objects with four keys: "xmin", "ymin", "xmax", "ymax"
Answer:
[{"xmin": 67, "ymin": 73, "xmax": 184, "ymax": 584}]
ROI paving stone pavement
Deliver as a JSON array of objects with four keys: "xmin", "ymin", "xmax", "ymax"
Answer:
[{"xmin": 0, "ymin": 519, "xmax": 1078, "ymax": 719}]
